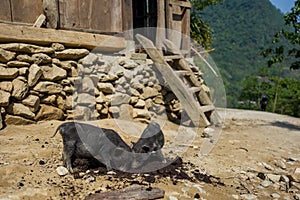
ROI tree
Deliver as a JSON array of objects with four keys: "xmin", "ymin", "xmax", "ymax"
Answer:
[
  {"xmin": 262, "ymin": 0, "xmax": 300, "ymax": 70},
  {"xmin": 190, "ymin": 0, "xmax": 220, "ymax": 49}
]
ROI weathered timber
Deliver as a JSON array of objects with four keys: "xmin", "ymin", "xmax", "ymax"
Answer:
[
  {"xmin": 169, "ymin": 0, "xmax": 192, "ymax": 8},
  {"xmin": 33, "ymin": 14, "xmax": 46, "ymax": 28},
  {"xmin": 122, "ymin": 0, "xmax": 133, "ymax": 40},
  {"xmin": 156, "ymin": 0, "xmax": 166, "ymax": 50},
  {"xmin": 181, "ymin": 1, "xmax": 191, "ymax": 53},
  {"xmin": 10, "ymin": 0, "xmax": 43, "ymax": 24},
  {"xmin": 43, "ymin": 0, "xmax": 59, "ymax": 29},
  {"xmin": 0, "ymin": 0, "xmax": 12, "ymax": 22},
  {"xmin": 163, "ymin": 39, "xmax": 213, "ymax": 106},
  {"xmin": 0, "ymin": 23, "xmax": 126, "ymax": 52},
  {"xmin": 136, "ymin": 34, "xmax": 210, "ymax": 127},
  {"xmin": 85, "ymin": 185, "xmax": 165, "ymax": 200},
  {"xmin": 59, "ymin": 0, "xmax": 123, "ymax": 33}
]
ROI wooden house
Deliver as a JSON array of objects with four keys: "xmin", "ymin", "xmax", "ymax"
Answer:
[{"xmin": 0, "ymin": 0, "xmax": 191, "ymax": 52}]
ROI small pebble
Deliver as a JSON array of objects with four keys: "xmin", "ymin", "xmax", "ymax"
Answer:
[
  {"xmin": 271, "ymin": 193, "xmax": 280, "ymax": 199},
  {"xmin": 169, "ymin": 196, "xmax": 178, "ymax": 200},
  {"xmin": 56, "ymin": 166, "xmax": 69, "ymax": 176},
  {"xmin": 240, "ymin": 194, "xmax": 257, "ymax": 200}
]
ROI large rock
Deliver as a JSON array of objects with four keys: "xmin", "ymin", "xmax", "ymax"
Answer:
[
  {"xmin": 32, "ymin": 53, "xmax": 52, "ymax": 64},
  {"xmin": 133, "ymin": 108, "xmax": 151, "ymax": 120},
  {"xmin": 111, "ymin": 93, "xmax": 130, "ymax": 105},
  {"xmin": 7, "ymin": 61, "xmax": 30, "ymax": 68},
  {"xmin": 73, "ymin": 106, "xmax": 92, "ymax": 120},
  {"xmin": 7, "ymin": 103, "xmax": 35, "ymax": 119},
  {"xmin": 0, "ymin": 81, "xmax": 13, "ymax": 92},
  {"xmin": 97, "ymin": 82, "xmax": 115, "ymax": 94},
  {"xmin": 59, "ymin": 60, "xmax": 77, "ymax": 70},
  {"xmin": 55, "ymin": 49, "xmax": 89, "ymax": 60},
  {"xmin": 33, "ymin": 81, "xmax": 63, "ymax": 94},
  {"xmin": 35, "ymin": 104, "xmax": 64, "ymax": 121},
  {"xmin": 80, "ymin": 53, "xmax": 98, "ymax": 65},
  {"xmin": 22, "ymin": 95, "xmax": 40, "ymax": 112},
  {"xmin": 28, "ymin": 64, "xmax": 43, "ymax": 87},
  {"xmin": 5, "ymin": 115, "xmax": 36, "ymax": 125},
  {"xmin": 81, "ymin": 77, "xmax": 95, "ymax": 93},
  {"xmin": 41, "ymin": 95, "xmax": 57, "ymax": 104},
  {"xmin": 77, "ymin": 93, "xmax": 95, "ymax": 106},
  {"xmin": 0, "ymin": 67, "xmax": 19, "ymax": 79},
  {"xmin": 141, "ymin": 86, "xmax": 159, "ymax": 99},
  {"xmin": 12, "ymin": 77, "xmax": 29, "ymax": 100},
  {"xmin": 0, "ymin": 43, "xmax": 54, "ymax": 54},
  {"xmin": 0, "ymin": 49, "xmax": 16, "ymax": 63},
  {"xmin": 41, "ymin": 64, "xmax": 67, "ymax": 81},
  {"xmin": 0, "ymin": 90, "xmax": 11, "ymax": 106},
  {"xmin": 16, "ymin": 54, "xmax": 34, "ymax": 63}
]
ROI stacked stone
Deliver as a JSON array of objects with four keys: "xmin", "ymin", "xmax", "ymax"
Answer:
[
  {"xmin": 0, "ymin": 42, "xmax": 206, "ymax": 125},
  {"xmin": 0, "ymin": 42, "xmax": 89, "ymax": 125},
  {"xmin": 72, "ymin": 52, "xmax": 179, "ymax": 123}
]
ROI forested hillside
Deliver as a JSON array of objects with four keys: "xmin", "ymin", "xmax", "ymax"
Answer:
[{"xmin": 201, "ymin": 0, "xmax": 298, "ymax": 108}]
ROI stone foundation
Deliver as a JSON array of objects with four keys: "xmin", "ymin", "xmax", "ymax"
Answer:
[{"xmin": 0, "ymin": 42, "xmax": 207, "ymax": 126}]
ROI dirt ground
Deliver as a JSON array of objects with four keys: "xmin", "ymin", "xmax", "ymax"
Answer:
[{"xmin": 0, "ymin": 108, "xmax": 299, "ymax": 200}]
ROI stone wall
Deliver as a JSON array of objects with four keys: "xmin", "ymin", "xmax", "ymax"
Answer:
[{"xmin": 0, "ymin": 42, "xmax": 207, "ymax": 127}]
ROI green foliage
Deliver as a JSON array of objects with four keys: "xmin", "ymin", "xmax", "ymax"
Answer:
[
  {"xmin": 200, "ymin": 0, "xmax": 299, "ymax": 108},
  {"xmin": 190, "ymin": 0, "xmax": 220, "ymax": 48},
  {"xmin": 262, "ymin": 0, "xmax": 300, "ymax": 70},
  {"xmin": 239, "ymin": 75, "xmax": 300, "ymax": 117}
]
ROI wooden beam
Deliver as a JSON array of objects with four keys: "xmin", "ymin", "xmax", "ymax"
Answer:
[
  {"xmin": 86, "ymin": 185, "xmax": 165, "ymax": 200},
  {"xmin": 0, "ymin": 23, "xmax": 126, "ymax": 52}
]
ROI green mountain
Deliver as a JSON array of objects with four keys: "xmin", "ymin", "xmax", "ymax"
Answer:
[{"xmin": 201, "ymin": 0, "xmax": 298, "ymax": 107}]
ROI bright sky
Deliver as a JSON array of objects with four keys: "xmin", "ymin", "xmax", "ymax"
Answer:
[{"xmin": 269, "ymin": 0, "xmax": 296, "ymax": 13}]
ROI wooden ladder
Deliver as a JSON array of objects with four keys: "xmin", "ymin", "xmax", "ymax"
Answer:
[{"xmin": 136, "ymin": 34, "xmax": 214, "ymax": 127}]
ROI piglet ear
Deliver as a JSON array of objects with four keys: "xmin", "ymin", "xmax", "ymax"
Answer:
[{"xmin": 130, "ymin": 142, "xmax": 135, "ymax": 148}]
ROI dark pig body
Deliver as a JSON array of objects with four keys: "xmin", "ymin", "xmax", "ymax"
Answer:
[
  {"xmin": 52, "ymin": 122, "xmax": 132, "ymax": 173},
  {"xmin": 132, "ymin": 122, "xmax": 165, "ymax": 163}
]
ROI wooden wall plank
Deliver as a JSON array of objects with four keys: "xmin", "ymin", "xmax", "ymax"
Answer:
[
  {"xmin": 59, "ymin": 0, "xmax": 122, "ymax": 33},
  {"xmin": 111, "ymin": 0, "xmax": 123, "ymax": 32},
  {"xmin": 10, "ymin": 0, "xmax": 43, "ymax": 24},
  {"xmin": 181, "ymin": 5, "xmax": 191, "ymax": 54},
  {"xmin": 122, "ymin": 0, "xmax": 133, "ymax": 40},
  {"xmin": 43, "ymin": 0, "xmax": 59, "ymax": 29},
  {"xmin": 58, "ymin": 0, "xmax": 80, "ymax": 29},
  {"xmin": 0, "ymin": 0, "xmax": 12, "ymax": 22},
  {"xmin": 0, "ymin": 23, "xmax": 126, "ymax": 52},
  {"xmin": 156, "ymin": 0, "xmax": 166, "ymax": 50}
]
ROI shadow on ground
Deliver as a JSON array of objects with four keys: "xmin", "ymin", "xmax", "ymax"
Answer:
[{"xmin": 270, "ymin": 121, "xmax": 300, "ymax": 131}]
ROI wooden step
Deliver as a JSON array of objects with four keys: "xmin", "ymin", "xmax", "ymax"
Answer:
[
  {"xmin": 190, "ymin": 87, "xmax": 202, "ymax": 93},
  {"xmin": 136, "ymin": 34, "xmax": 211, "ymax": 127},
  {"xmin": 164, "ymin": 55, "xmax": 182, "ymax": 61},
  {"xmin": 200, "ymin": 105, "xmax": 215, "ymax": 113},
  {"xmin": 175, "ymin": 70, "xmax": 191, "ymax": 77}
]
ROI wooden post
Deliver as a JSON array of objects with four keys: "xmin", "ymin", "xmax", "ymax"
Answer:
[
  {"xmin": 122, "ymin": 0, "xmax": 133, "ymax": 40},
  {"xmin": 156, "ymin": 0, "xmax": 166, "ymax": 50},
  {"xmin": 181, "ymin": 2, "xmax": 191, "ymax": 55},
  {"xmin": 43, "ymin": 0, "xmax": 59, "ymax": 29}
]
